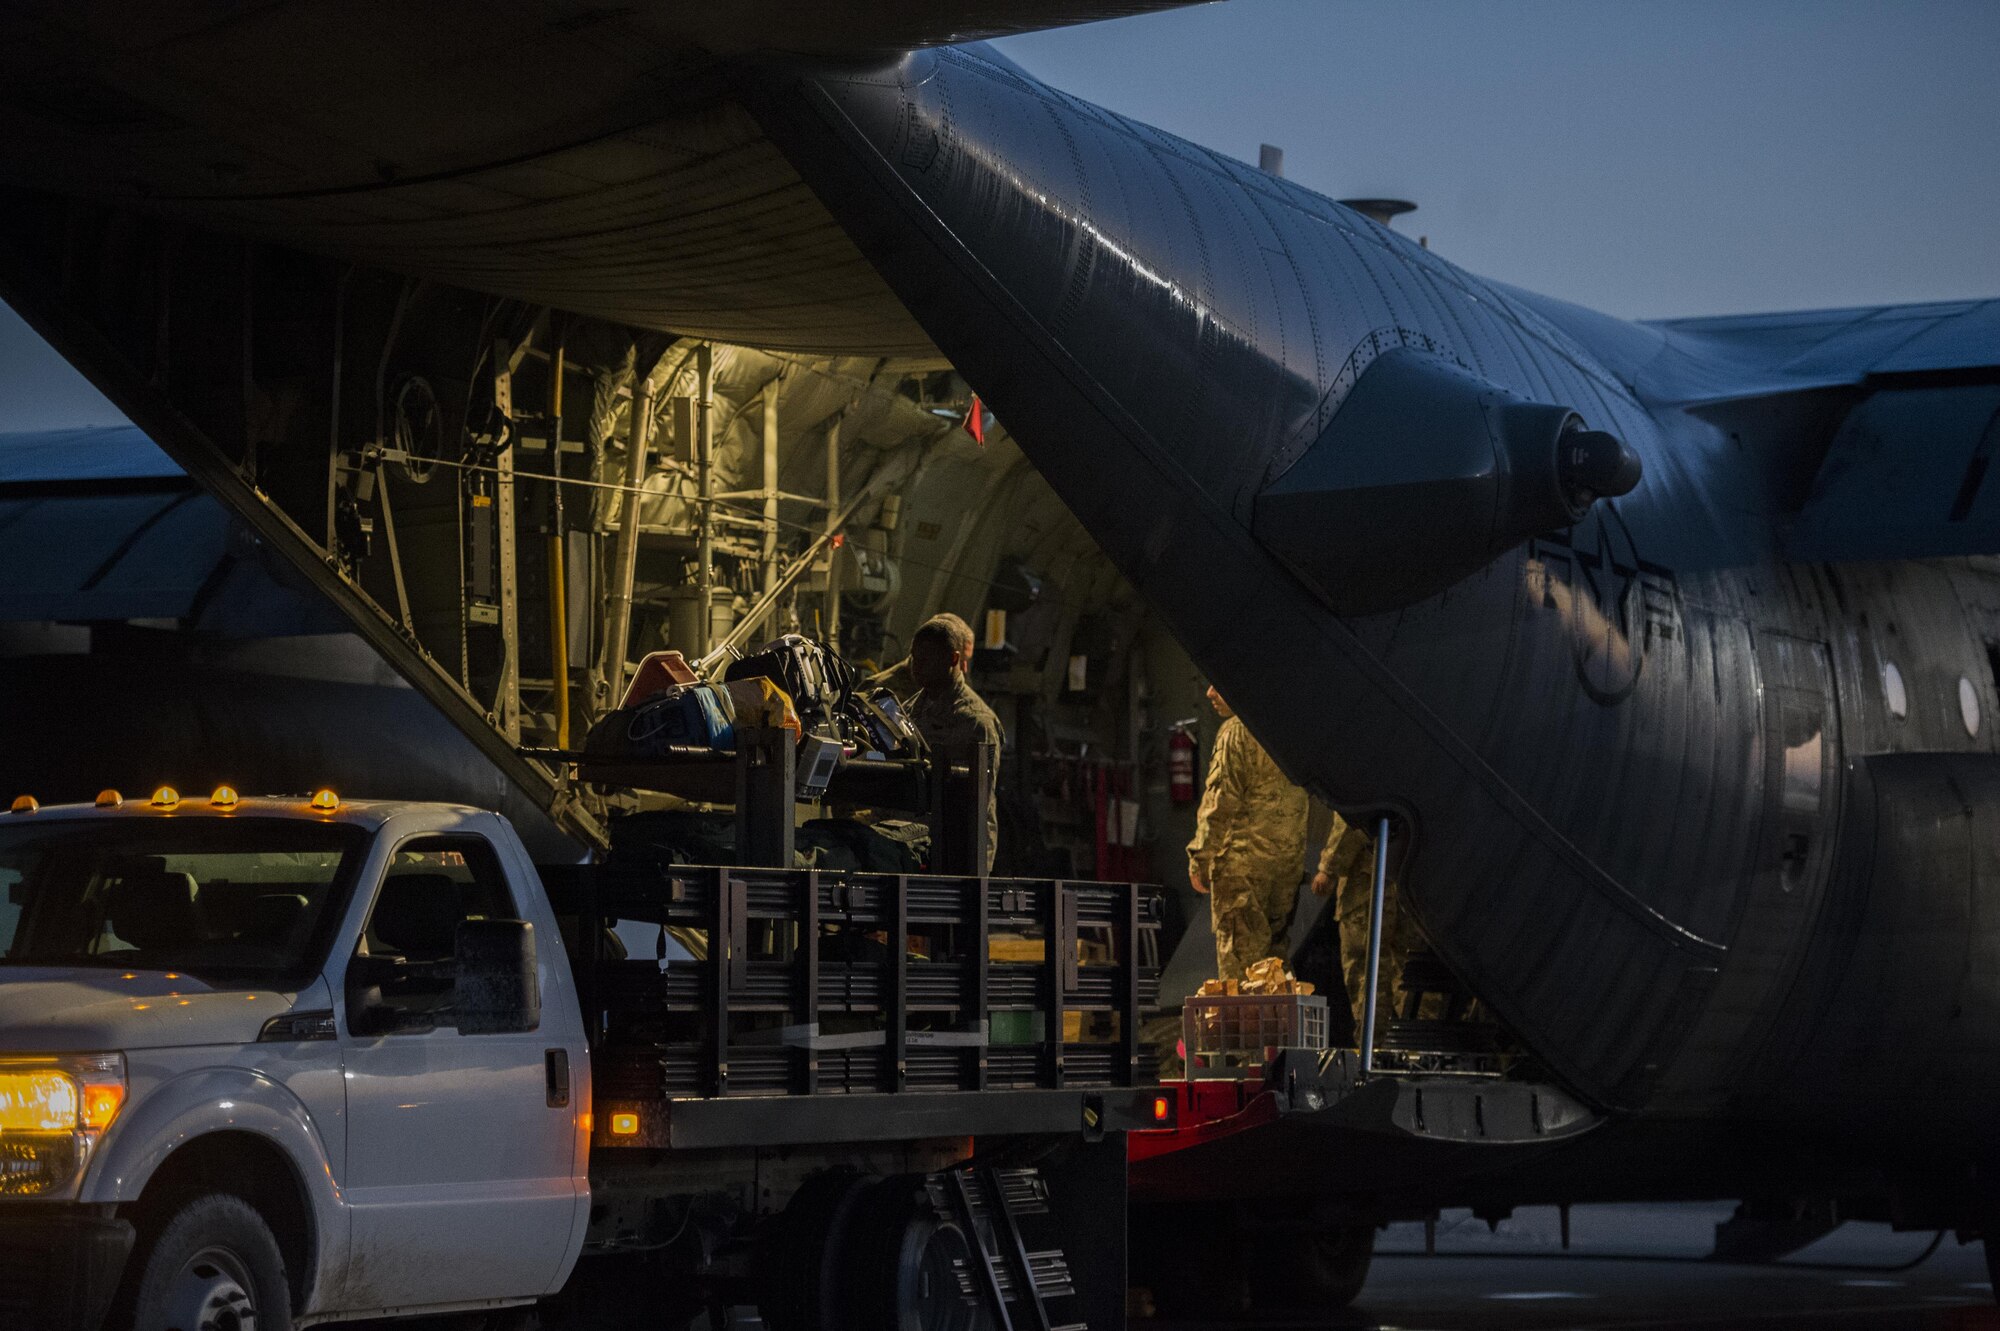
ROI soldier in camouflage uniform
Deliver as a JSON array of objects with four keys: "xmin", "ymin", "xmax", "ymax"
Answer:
[
  {"xmin": 1313, "ymin": 815, "xmax": 1420, "ymax": 1033},
  {"xmin": 905, "ymin": 613, "xmax": 1003, "ymax": 872},
  {"xmin": 1186, "ymin": 687, "xmax": 1309, "ymax": 982}
]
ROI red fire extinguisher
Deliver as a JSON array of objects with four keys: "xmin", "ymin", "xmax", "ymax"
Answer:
[{"xmin": 1167, "ymin": 721, "xmax": 1198, "ymax": 805}]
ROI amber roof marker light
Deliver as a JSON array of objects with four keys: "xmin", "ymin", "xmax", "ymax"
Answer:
[
  {"xmin": 149, "ymin": 787, "xmax": 181, "ymax": 810},
  {"xmin": 309, "ymin": 789, "xmax": 341, "ymax": 812},
  {"xmin": 210, "ymin": 786, "xmax": 240, "ymax": 809},
  {"xmin": 95, "ymin": 790, "xmax": 122, "ymax": 808},
  {"xmin": 9, "ymin": 795, "xmax": 38, "ymax": 814}
]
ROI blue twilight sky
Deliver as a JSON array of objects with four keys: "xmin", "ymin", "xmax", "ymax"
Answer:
[
  {"xmin": 994, "ymin": 0, "xmax": 2000, "ymax": 317},
  {"xmin": 3, "ymin": 0, "xmax": 1996, "ymax": 430}
]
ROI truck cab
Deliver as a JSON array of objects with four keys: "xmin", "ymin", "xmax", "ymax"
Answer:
[{"xmin": 0, "ymin": 788, "xmax": 590, "ymax": 1329}]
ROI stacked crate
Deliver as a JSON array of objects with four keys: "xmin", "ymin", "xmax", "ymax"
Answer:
[{"xmin": 546, "ymin": 864, "xmax": 1164, "ymax": 1103}]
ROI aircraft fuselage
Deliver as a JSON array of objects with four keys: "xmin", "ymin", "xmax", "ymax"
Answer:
[{"xmin": 759, "ymin": 46, "xmax": 2000, "ymax": 1173}]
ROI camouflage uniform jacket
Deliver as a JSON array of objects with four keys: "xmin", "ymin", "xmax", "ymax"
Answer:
[
  {"xmin": 907, "ymin": 675, "xmax": 1003, "ymax": 871},
  {"xmin": 1186, "ymin": 714, "xmax": 1308, "ymax": 891},
  {"xmin": 1317, "ymin": 811, "xmax": 1372, "ymax": 890}
]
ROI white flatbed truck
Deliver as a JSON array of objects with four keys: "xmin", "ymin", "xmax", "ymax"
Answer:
[{"xmin": 0, "ymin": 788, "xmax": 1163, "ymax": 1330}]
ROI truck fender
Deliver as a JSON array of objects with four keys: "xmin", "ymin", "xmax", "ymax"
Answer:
[{"xmin": 79, "ymin": 1064, "xmax": 349, "ymax": 1315}]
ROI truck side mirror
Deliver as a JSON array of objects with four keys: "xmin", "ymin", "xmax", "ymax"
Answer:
[
  {"xmin": 344, "ymin": 954, "xmax": 407, "ymax": 1037},
  {"xmin": 454, "ymin": 919, "xmax": 540, "ymax": 1035}
]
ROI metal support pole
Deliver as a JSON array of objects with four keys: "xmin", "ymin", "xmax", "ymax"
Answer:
[
  {"xmin": 928, "ymin": 742, "xmax": 996, "ymax": 877},
  {"xmin": 734, "ymin": 726, "xmax": 796, "ymax": 869},
  {"xmin": 824, "ymin": 413, "xmax": 841, "ymax": 645},
  {"xmin": 548, "ymin": 539, "xmax": 570, "ymax": 742},
  {"xmin": 696, "ymin": 342, "xmax": 716, "ymax": 658},
  {"xmin": 761, "ymin": 376, "xmax": 779, "ymax": 640},
  {"xmin": 1359, "ymin": 814, "xmax": 1391, "ymax": 1075},
  {"xmin": 547, "ymin": 343, "xmax": 570, "ymax": 749},
  {"xmin": 603, "ymin": 383, "xmax": 653, "ymax": 706},
  {"xmin": 371, "ymin": 456, "xmax": 415, "ymax": 634},
  {"xmin": 496, "ymin": 414, "xmax": 521, "ymax": 746}
]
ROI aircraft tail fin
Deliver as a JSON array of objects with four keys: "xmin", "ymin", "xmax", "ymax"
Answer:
[{"xmin": 1652, "ymin": 299, "xmax": 2000, "ymax": 398}]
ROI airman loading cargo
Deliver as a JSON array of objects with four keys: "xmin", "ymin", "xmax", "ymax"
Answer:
[
  {"xmin": 1186, "ymin": 686, "xmax": 1308, "ymax": 982},
  {"xmin": 903, "ymin": 612, "xmax": 1003, "ymax": 872}
]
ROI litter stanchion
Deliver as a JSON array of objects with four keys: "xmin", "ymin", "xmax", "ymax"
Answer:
[{"xmin": 1360, "ymin": 815, "xmax": 1391, "ymax": 1075}]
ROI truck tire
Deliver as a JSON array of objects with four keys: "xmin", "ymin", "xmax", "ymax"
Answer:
[
  {"xmin": 123, "ymin": 1192, "xmax": 292, "ymax": 1331},
  {"xmin": 759, "ymin": 1170, "xmax": 870, "ymax": 1331},
  {"xmin": 1246, "ymin": 1222, "xmax": 1375, "ymax": 1312},
  {"xmin": 839, "ymin": 1176, "xmax": 989, "ymax": 1331}
]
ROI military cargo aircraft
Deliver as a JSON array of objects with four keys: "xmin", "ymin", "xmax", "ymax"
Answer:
[{"xmin": 0, "ymin": 0, "xmax": 1996, "ymax": 1311}]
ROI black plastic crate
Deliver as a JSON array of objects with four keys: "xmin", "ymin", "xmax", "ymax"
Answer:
[{"xmin": 573, "ymin": 866, "xmax": 1164, "ymax": 1107}]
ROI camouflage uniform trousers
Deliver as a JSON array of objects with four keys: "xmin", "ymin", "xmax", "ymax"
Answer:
[
  {"xmin": 1210, "ymin": 869, "xmax": 1298, "ymax": 982},
  {"xmin": 1337, "ymin": 873, "xmax": 1419, "ymax": 1033},
  {"xmin": 1318, "ymin": 816, "xmax": 1433, "ymax": 1038},
  {"xmin": 1187, "ymin": 713, "xmax": 1310, "ymax": 982}
]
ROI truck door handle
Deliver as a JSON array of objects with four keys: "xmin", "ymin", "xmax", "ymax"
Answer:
[{"xmin": 545, "ymin": 1049, "xmax": 571, "ymax": 1108}]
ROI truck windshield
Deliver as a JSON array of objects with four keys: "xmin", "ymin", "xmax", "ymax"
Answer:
[{"xmin": 0, "ymin": 817, "xmax": 368, "ymax": 989}]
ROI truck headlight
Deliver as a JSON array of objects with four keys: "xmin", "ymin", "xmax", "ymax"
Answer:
[{"xmin": 0, "ymin": 1053, "xmax": 126, "ymax": 1198}]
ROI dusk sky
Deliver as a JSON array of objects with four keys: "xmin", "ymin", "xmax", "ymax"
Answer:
[{"xmin": 4, "ymin": 0, "xmax": 1995, "ymax": 431}]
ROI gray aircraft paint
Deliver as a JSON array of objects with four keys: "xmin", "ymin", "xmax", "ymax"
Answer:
[
  {"xmin": 755, "ymin": 44, "xmax": 2000, "ymax": 1135},
  {"xmin": 0, "ymin": 3, "xmax": 1996, "ymax": 1217}
]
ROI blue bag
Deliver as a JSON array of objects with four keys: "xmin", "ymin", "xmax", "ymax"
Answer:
[{"xmin": 624, "ymin": 683, "xmax": 735, "ymax": 755}]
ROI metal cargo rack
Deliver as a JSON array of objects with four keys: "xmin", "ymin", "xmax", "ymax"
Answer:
[
  {"xmin": 1182, "ymin": 992, "xmax": 1329, "ymax": 1079},
  {"xmin": 538, "ymin": 727, "xmax": 1000, "ymax": 876},
  {"xmin": 542, "ymin": 863, "xmax": 1165, "ymax": 1138}
]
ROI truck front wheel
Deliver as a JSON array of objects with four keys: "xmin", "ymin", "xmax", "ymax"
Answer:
[{"xmin": 123, "ymin": 1193, "xmax": 292, "ymax": 1331}]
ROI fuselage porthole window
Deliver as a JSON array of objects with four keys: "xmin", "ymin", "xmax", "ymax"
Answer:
[
  {"xmin": 1959, "ymin": 675, "xmax": 1981, "ymax": 738},
  {"xmin": 1881, "ymin": 660, "xmax": 1908, "ymax": 720}
]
